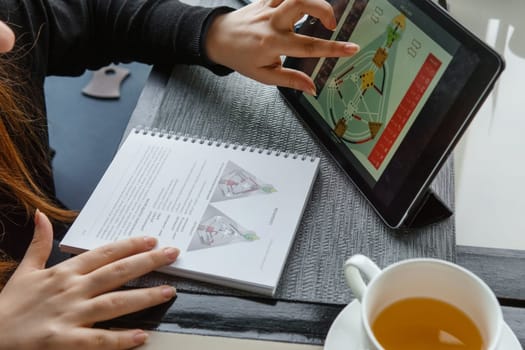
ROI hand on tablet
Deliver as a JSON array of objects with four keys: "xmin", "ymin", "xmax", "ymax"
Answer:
[
  {"xmin": 205, "ymin": 0, "xmax": 359, "ymax": 95},
  {"xmin": 0, "ymin": 210, "xmax": 179, "ymax": 350}
]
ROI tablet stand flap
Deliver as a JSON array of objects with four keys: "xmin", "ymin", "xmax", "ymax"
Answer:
[
  {"xmin": 401, "ymin": 189, "xmax": 453, "ymax": 228},
  {"xmin": 438, "ymin": 0, "xmax": 449, "ymax": 10}
]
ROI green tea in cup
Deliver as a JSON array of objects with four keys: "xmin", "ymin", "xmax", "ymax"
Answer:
[
  {"xmin": 372, "ymin": 297, "xmax": 483, "ymax": 349},
  {"xmin": 343, "ymin": 255, "xmax": 503, "ymax": 350}
]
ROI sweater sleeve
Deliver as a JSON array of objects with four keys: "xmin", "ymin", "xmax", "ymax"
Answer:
[
  {"xmin": 2, "ymin": 0, "xmax": 234, "ymax": 77},
  {"xmin": 0, "ymin": 0, "xmax": 235, "ymax": 260}
]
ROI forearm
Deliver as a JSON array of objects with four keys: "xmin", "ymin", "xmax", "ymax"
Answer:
[
  {"xmin": 46, "ymin": 0, "xmax": 235, "ymax": 74},
  {"xmin": 0, "ymin": 0, "xmax": 234, "ymax": 77}
]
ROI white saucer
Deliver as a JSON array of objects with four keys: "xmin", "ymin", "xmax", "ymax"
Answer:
[{"xmin": 324, "ymin": 300, "xmax": 522, "ymax": 350}]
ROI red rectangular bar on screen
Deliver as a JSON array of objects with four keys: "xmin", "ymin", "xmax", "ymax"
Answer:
[{"xmin": 368, "ymin": 53, "xmax": 442, "ymax": 169}]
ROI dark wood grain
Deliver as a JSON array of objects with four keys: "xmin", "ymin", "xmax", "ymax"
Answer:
[
  {"xmin": 457, "ymin": 245, "xmax": 525, "ymax": 306},
  {"xmin": 103, "ymin": 292, "xmax": 339, "ymax": 345},
  {"xmin": 104, "ymin": 290, "xmax": 524, "ymax": 347}
]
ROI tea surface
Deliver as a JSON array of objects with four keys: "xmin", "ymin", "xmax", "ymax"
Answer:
[{"xmin": 372, "ymin": 297, "xmax": 483, "ymax": 350}]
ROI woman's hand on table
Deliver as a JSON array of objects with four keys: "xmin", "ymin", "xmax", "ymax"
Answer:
[
  {"xmin": 205, "ymin": 0, "xmax": 359, "ymax": 96},
  {"xmin": 0, "ymin": 210, "xmax": 179, "ymax": 350}
]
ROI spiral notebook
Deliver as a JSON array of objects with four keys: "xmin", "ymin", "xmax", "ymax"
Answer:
[{"xmin": 60, "ymin": 127, "xmax": 320, "ymax": 295}]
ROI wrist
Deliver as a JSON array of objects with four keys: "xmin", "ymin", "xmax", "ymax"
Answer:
[
  {"xmin": 201, "ymin": 7, "xmax": 234, "ymax": 75},
  {"xmin": 205, "ymin": 17, "xmax": 222, "ymax": 65}
]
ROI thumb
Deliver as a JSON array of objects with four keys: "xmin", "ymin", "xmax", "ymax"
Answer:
[{"xmin": 17, "ymin": 209, "xmax": 53, "ymax": 272}]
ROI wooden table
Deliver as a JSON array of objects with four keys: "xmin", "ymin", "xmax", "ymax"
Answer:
[{"xmin": 104, "ymin": 64, "xmax": 525, "ymax": 347}]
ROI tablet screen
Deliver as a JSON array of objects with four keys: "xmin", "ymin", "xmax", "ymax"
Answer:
[
  {"xmin": 282, "ymin": 0, "xmax": 503, "ymax": 227},
  {"xmin": 305, "ymin": 0, "xmax": 457, "ymax": 181}
]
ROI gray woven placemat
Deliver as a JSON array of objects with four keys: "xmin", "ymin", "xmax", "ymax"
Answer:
[{"xmin": 130, "ymin": 65, "xmax": 455, "ymax": 305}]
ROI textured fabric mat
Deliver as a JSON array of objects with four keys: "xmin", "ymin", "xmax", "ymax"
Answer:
[{"xmin": 129, "ymin": 65, "xmax": 456, "ymax": 305}]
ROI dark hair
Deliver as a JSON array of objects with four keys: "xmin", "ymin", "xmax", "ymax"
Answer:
[{"xmin": 0, "ymin": 53, "xmax": 76, "ymax": 284}]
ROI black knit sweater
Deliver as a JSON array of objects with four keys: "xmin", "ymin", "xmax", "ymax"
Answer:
[{"xmin": 0, "ymin": 0, "xmax": 232, "ymax": 260}]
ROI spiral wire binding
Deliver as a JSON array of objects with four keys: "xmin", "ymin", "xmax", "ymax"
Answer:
[{"xmin": 131, "ymin": 126, "xmax": 317, "ymax": 162}]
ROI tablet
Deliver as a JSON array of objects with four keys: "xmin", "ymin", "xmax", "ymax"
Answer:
[{"xmin": 279, "ymin": 0, "xmax": 504, "ymax": 228}]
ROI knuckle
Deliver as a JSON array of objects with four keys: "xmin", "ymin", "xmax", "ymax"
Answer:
[
  {"xmin": 258, "ymin": 33, "xmax": 274, "ymax": 50},
  {"xmin": 94, "ymin": 333, "xmax": 108, "ymax": 347},
  {"xmin": 141, "ymin": 288, "xmax": 159, "ymax": 304},
  {"xmin": 93, "ymin": 297, "xmax": 120, "ymax": 313},
  {"xmin": 153, "ymin": 286, "xmax": 168, "ymax": 301},
  {"xmin": 40, "ymin": 325, "xmax": 62, "ymax": 349},
  {"xmin": 72, "ymin": 332, "xmax": 113, "ymax": 348},
  {"xmin": 117, "ymin": 335, "xmax": 124, "ymax": 350},
  {"xmin": 131, "ymin": 235, "xmax": 145, "ymax": 246},
  {"xmin": 47, "ymin": 265, "xmax": 73, "ymax": 285},
  {"xmin": 331, "ymin": 40, "xmax": 341, "ymax": 52},
  {"xmin": 100, "ymin": 245, "xmax": 116, "ymax": 259},
  {"xmin": 149, "ymin": 250, "xmax": 164, "ymax": 265},
  {"xmin": 111, "ymin": 260, "xmax": 131, "ymax": 278},
  {"xmin": 289, "ymin": 0, "xmax": 304, "ymax": 7},
  {"xmin": 39, "ymin": 327, "xmax": 60, "ymax": 349},
  {"xmin": 91, "ymin": 298, "xmax": 108, "ymax": 312},
  {"xmin": 288, "ymin": 75, "xmax": 298, "ymax": 90},
  {"xmin": 109, "ymin": 295, "xmax": 127, "ymax": 308},
  {"xmin": 322, "ymin": 1, "xmax": 333, "ymax": 13},
  {"xmin": 70, "ymin": 335, "xmax": 92, "ymax": 348},
  {"xmin": 303, "ymin": 40, "xmax": 316, "ymax": 55}
]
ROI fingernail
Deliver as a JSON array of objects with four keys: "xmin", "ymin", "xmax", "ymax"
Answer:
[
  {"xmin": 162, "ymin": 286, "xmax": 177, "ymax": 299},
  {"xmin": 304, "ymin": 86, "xmax": 317, "ymax": 96},
  {"xmin": 34, "ymin": 209, "xmax": 41, "ymax": 226},
  {"xmin": 133, "ymin": 330, "xmax": 148, "ymax": 344},
  {"xmin": 163, "ymin": 247, "xmax": 180, "ymax": 260},
  {"xmin": 344, "ymin": 43, "xmax": 360, "ymax": 53},
  {"xmin": 143, "ymin": 236, "xmax": 157, "ymax": 248},
  {"xmin": 330, "ymin": 18, "xmax": 337, "ymax": 30}
]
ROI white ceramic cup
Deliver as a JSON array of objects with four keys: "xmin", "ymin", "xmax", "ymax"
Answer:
[{"xmin": 344, "ymin": 254, "xmax": 504, "ymax": 349}]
